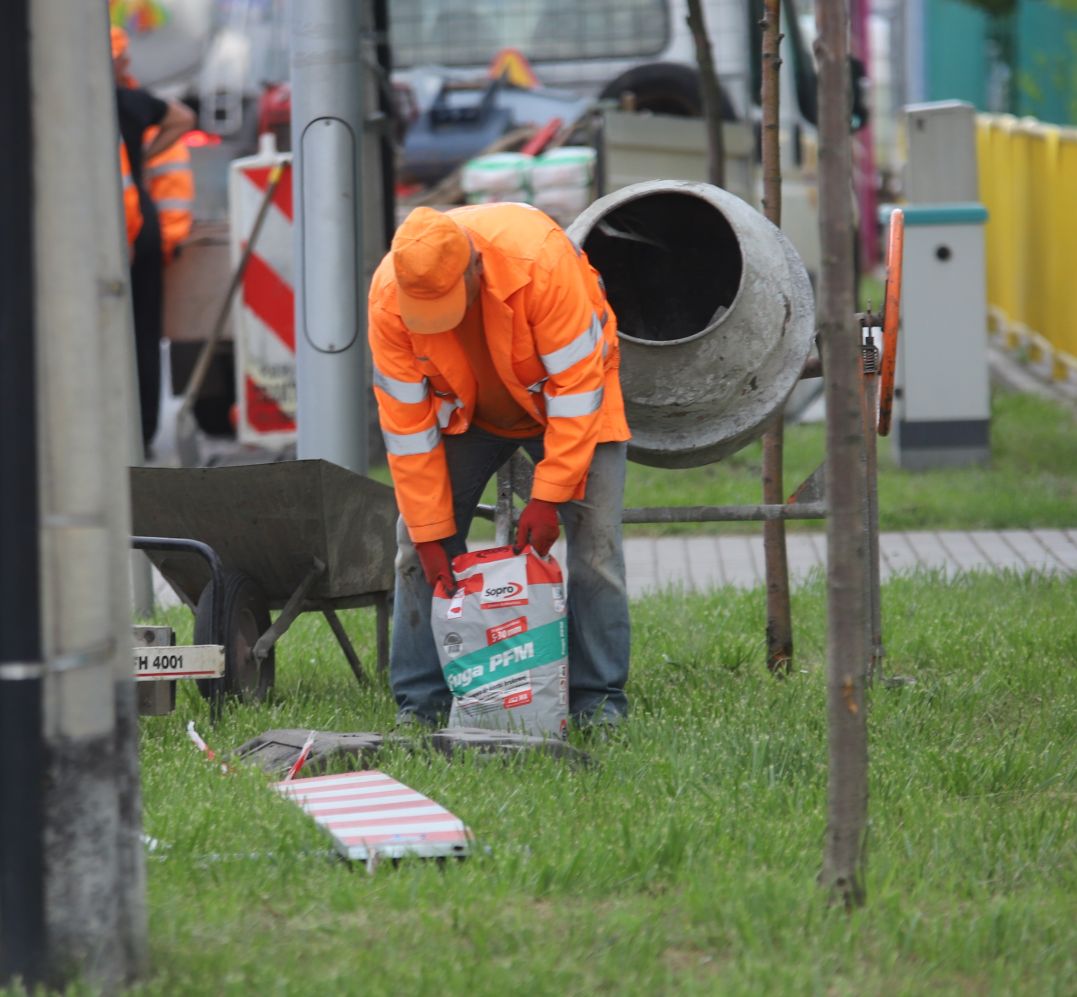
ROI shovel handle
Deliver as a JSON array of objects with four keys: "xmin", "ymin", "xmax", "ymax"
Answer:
[{"xmin": 177, "ymin": 163, "xmax": 286, "ymax": 420}]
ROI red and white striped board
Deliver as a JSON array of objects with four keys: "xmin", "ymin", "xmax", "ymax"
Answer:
[
  {"xmin": 228, "ymin": 135, "xmax": 297, "ymax": 447},
  {"xmin": 275, "ymin": 771, "xmax": 473, "ymax": 862}
]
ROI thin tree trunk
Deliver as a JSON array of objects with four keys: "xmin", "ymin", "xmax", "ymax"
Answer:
[
  {"xmin": 759, "ymin": 0, "xmax": 792, "ymax": 675},
  {"xmin": 685, "ymin": 0, "xmax": 725, "ymax": 188},
  {"xmin": 760, "ymin": 0, "xmax": 782, "ymax": 227},
  {"xmin": 816, "ymin": 0, "xmax": 869, "ymax": 909}
]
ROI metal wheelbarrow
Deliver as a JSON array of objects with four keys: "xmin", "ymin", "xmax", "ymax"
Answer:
[{"xmin": 130, "ymin": 459, "xmax": 398, "ymax": 708}]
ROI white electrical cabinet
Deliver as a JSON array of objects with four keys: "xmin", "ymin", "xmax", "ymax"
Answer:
[
  {"xmin": 903, "ymin": 100, "xmax": 979, "ymax": 203},
  {"xmin": 891, "ymin": 203, "xmax": 991, "ymax": 469},
  {"xmin": 889, "ymin": 100, "xmax": 991, "ymax": 469}
]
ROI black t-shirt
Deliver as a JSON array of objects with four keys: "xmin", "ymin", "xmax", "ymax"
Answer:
[{"xmin": 116, "ymin": 86, "xmax": 168, "ymax": 189}]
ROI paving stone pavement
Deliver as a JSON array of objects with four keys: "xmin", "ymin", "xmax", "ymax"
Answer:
[
  {"xmin": 151, "ymin": 528, "xmax": 1077, "ymax": 608},
  {"xmin": 603, "ymin": 528, "xmax": 1077, "ymax": 599}
]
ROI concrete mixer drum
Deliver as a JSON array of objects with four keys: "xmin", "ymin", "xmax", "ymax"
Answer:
[{"xmin": 567, "ymin": 180, "xmax": 816, "ymax": 468}]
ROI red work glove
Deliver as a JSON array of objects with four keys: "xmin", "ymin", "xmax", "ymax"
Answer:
[
  {"xmin": 514, "ymin": 499, "xmax": 560, "ymax": 556},
  {"xmin": 414, "ymin": 541, "xmax": 454, "ymax": 592}
]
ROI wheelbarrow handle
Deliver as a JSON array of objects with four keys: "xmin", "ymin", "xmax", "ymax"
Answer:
[{"xmin": 131, "ymin": 536, "xmax": 225, "ymax": 647}]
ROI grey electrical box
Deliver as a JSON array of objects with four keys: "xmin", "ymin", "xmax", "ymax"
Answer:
[
  {"xmin": 888, "ymin": 203, "xmax": 991, "ymax": 469},
  {"xmin": 904, "ymin": 101, "xmax": 979, "ymax": 203}
]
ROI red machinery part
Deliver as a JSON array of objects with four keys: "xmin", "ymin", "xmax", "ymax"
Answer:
[{"xmin": 877, "ymin": 208, "xmax": 904, "ymax": 436}]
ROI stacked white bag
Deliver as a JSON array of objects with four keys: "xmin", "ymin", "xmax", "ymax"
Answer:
[
  {"xmin": 461, "ymin": 152, "xmax": 533, "ymax": 205},
  {"xmin": 530, "ymin": 147, "xmax": 596, "ymax": 226}
]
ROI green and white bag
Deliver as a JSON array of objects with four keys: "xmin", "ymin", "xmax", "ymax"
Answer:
[{"xmin": 432, "ymin": 545, "xmax": 568, "ymax": 739}]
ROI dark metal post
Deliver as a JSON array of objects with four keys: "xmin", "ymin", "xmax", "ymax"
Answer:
[
  {"xmin": 760, "ymin": 0, "xmax": 794, "ymax": 675},
  {"xmin": 685, "ymin": 0, "xmax": 726, "ymax": 188},
  {"xmin": 0, "ymin": 0, "xmax": 46, "ymax": 983},
  {"xmin": 860, "ymin": 354, "xmax": 884, "ymax": 682},
  {"xmin": 494, "ymin": 465, "xmax": 514, "ymax": 546}
]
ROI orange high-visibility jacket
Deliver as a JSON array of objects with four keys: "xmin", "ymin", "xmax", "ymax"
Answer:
[
  {"xmin": 144, "ymin": 128, "xmax": 194, "ymax": 262},
  {"xmin": 120, "ymin": 142, "xmax": 142, "ymax": 248},
  {"xmin": 368, "ymin": 203, "xmax": 630, "ymax": 543}
]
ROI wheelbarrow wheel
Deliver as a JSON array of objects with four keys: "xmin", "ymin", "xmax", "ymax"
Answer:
[{"xmin": 194, "ymin": 569, "xmax": 275, "ymax": 704}]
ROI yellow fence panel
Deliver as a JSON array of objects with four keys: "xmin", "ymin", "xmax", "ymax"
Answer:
[{"xmin": 977, "ymin": 115, "xmax": 1077, "ymax": 380}]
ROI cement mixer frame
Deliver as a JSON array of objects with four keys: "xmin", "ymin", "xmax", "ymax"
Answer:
[{"xmin": 477, "ymin": 181, "xmax": 904, "ymax": 678}]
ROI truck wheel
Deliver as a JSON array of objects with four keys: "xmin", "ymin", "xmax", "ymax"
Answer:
[
  {"xmin": 599, "ymin": 62, "xmax": 735, "ymax": 120},
  {"xmin": 194, "ymin": 569, "xmax": 275, "ymax": 704}
]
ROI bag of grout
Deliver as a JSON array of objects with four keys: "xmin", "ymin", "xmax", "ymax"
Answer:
[{"xmin": 431, "ymin": 545, "xmax": 568, "ymax": 739}]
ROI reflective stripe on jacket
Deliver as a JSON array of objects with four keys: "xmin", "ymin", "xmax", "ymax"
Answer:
[
  {"xmin": 144, "ymin": 129, "xmax": 194, "ymax": 263},
  {"xmin": 368, "ymin": 202, "xmax": 630, "ymax": 543},
  {"xmin": 120, "ymin": 142, "xmax": 142, "ymax": 248}
]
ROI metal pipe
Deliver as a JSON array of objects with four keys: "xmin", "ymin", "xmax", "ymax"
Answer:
[
  {"xmin": 494, "ymin": 465, "xmax": 514, "ymax": 546},
  {"xmin": 323, "ymin": 609, "xmax": 368, "ymax": 687},
  {"xmin": 252, "ymin": 558, "xmax": 326, "ymax": 664},
  {"xmin": 131, "ymin": 537, "xmax": 225, "ymax": 646},
  {"xmin": 861, "ymin": 371, "xmax": 884, "ymax": 681},
  {"xmin": 371, "ymin": 0, "xmax": 396, "ymax": 252},
  {"xmin": 0, "ymin": 0, "xmax": 45, "ymax": 983},
  {"xmin": 478, "ymin": 502, "xmax": 828, "ymax": 524},
  {"xmin": 623, "ymin": 503, "xmax": 827, "ymax": 523},
  {"xmin": 759, "ymin": 0, "xmax": 793, "ymax": 676}
]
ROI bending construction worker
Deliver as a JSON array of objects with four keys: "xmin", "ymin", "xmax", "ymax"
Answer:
[{"xmin": 368, "ymin": 204, "xmax": 631, "ymax": 729}]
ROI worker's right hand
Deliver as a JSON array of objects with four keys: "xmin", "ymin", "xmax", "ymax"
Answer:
[{"xmin": 414, "ymin": 541, "xmax": 455, "ymax": 593}]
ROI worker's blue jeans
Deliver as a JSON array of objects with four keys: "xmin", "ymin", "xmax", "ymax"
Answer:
[{"xmin": 389, "ymin": 429, "xmax": 630, "ymax": 727}]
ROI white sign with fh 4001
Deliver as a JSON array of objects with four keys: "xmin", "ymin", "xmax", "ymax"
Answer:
[{"xmin": 132, "ymin": 645, "xmax": 225, "ymax": 682}]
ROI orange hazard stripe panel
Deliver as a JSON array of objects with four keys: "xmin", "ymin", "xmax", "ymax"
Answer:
[
  {"xmin": 243, "ymin": 164, "xmax": 293, "ymax": 221},
  {"xmin": 243, "ymin": 252, "xmax": 295, "ymax": 351},
  {"xmin": 245, "ymin": 376, "xmax": 293, "ymax": 433}
]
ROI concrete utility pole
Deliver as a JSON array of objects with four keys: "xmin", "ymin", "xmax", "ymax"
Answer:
[
  {"xmin": 816, "ymin": 0, "xmax": 870, "ymax": 909},
  {"xmin": 1, "ymin": 1, "xmax": 148, "ymax": 987},
  {"xmin": 290, "ymin": 0, "xmax": 370, "ymax": 473}
]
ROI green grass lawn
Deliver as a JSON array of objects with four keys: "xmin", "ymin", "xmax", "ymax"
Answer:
[{"xmin": 91, "ymin": 571, "xmax": 1077, "ymax": 995}]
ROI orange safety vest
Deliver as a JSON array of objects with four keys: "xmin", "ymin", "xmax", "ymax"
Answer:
[
  {"xmin": 120, "ymin": 141, "xmax": 142, "ymax": 248},
  {"xmin": 144, "ymin": 127, "xmax": 195, "ymax": 263},
  {"xmin": 368, "ymin": 202, "xmax": 630, "ymax": 543}
]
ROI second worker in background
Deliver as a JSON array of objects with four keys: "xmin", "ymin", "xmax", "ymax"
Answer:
[
  {"xmin": 112, "ymin": 26, "xmax": 195, "ymax": 455},
  {"xmin": 368, "ymin": 203, "xmax": 631, "ymax": 730}
]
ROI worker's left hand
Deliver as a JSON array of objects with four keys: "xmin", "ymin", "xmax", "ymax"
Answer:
[{"xmin": 514, "ymin": 499, "xmax": 560, "ymax": 556}]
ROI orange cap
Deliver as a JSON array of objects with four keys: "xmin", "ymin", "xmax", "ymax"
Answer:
[
  {"xmin": 110, "ymin": 26, "xmax": 129, "ymax": 59},
  {"xmin": 392, "ymin": 208, "xmax": 471, "ymax": 334}
]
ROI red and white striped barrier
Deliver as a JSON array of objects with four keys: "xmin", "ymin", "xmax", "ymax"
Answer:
[
  {"xmin": 229, "ymin": 135, "xmax": 297, "ymax": 447},
  {"xmin": 275, "ymin": 771, "xmax": 473, "ymax": 862}
]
